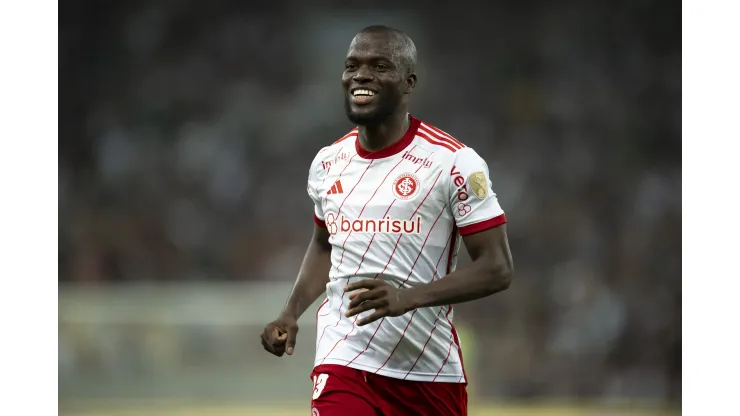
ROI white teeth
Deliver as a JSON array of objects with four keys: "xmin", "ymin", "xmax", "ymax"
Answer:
[{"xmin": 353, "ymin": 89, "xmax": 375, "ymax": 97}]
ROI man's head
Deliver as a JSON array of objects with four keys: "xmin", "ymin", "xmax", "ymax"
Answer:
[{"xmin": 343, "ymin": 25, "xmax": 417, "ymax": 126}]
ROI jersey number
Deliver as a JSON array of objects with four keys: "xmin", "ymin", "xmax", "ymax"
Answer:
[{"xmin": 312, "ymin": 373, "xmax": 329, "ymax": 399}]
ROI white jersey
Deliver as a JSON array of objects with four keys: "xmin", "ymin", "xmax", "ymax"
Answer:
[{"xmin": 307, "ymin": 115, "xmax": 507, "ymax": 383}]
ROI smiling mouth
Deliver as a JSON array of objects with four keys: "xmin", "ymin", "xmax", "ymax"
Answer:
[{"xmin": 350, "ymin": 88, "xmax": 377, "ymax": 105}]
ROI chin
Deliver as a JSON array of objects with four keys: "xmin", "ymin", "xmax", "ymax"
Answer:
[
  {"xmin": 347, "ymin": 109, "xmax": 383, "ymax": 126},
  {"xmin": 345, "ymin": 102, "xmax": 395, "ymax": 126}
]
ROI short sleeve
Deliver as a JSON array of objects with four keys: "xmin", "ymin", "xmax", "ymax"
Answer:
[
  {"xmin": 448, "ymin": 148, "xmax": 507, "ymax": 236},
  {"xmin": 307, "ymin": 149, "xmax": 327, "ymax": 227}
]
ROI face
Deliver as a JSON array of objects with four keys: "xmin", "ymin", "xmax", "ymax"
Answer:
[{"xmin": 342, "ymin": 33, "xmax": 415, "ymax": 126}]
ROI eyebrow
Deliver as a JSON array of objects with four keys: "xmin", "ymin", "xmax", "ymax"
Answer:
[{"xmin": 345, "ymin": 55, "xmax": 396, "ymax": 64}]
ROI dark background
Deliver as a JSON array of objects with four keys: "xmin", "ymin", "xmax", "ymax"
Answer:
[{"xmin": 59, "ymin": 0, "xmax": 681, "ymax": 407}]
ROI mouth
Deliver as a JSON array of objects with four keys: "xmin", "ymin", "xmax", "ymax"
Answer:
[{"xmin": 350, "ymin": 87, "xmax": 377, "ymax": 105}]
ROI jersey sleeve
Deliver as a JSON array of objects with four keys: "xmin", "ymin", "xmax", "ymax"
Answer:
[
  {"xmin": 307, "ymin": 148, "xmax": 328, "ymax": 227},
  {"xmin": 448, "ymin": 148, "xmax": 507, "ymax": 236}
]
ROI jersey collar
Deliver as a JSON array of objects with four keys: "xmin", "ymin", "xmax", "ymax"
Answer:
[{"xmin": 355, "ymin": 115, "xmax": 420, "ymax": 160}]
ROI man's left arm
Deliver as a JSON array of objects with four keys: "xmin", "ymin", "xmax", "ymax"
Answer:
[
  {"xmin": 346, "ymin": 148, "xmax": 514, "ymax": 326},
  {"xmin": 402, "ymin": 223, "xmax": 513, "ymax": 309}
]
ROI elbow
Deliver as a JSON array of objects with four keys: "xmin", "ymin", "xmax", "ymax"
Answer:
[{"xmin": 483, "ymin": 262, "xmax": 513, "ymax": 294}]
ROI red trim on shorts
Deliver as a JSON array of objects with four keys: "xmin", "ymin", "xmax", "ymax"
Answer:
[
  {"xmin": 314, "ymin": 214, "xmax": 326, "ymax": 227},
  {"xmin": 458, "ymin": 214, "xmax": 507, "ymax": 236},
  {"xmin": 355, "ymin": 116, "xmax": 420, "ymax": 159}
]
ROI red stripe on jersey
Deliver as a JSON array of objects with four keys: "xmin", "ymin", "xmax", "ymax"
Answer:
[
  {"xmin": 403, "ymin": 307, "xmax": 445, "ymax": 379},
  {"xmin": 319, "ymin": 147, "xmax": 350, "ymax": 187},
  {"xmin": 420, "ymin": 123, "xmax": 465, "ymax": 148},
  {"xmin": 311, "ymin": 146, "xmax": 353, "ymax": 227},
  {"xmin": 336, "ymin": 180, "xmax": 344, "ymax": 193},
  {"xmin": 371, "ymin": 203, "xmax": 447, "ymax": 374},
  {"xmin": 373, "ymin": 309, "xmax": 419, "ymax": 374},
  {"xmin": 316, "ymin": 298, "xmax": 329, "ymax": 319},
  {"xmin": 447, "ymin": 305, "xmax": 468, "ymax": 384},
  {"xmin": 314, "ymin": 214, "xmax": 326, "ymax": 227},
  {"xmin": 416, "ymin": 128, "xmax": 459, "ymax": 153},
  {"xmin": 433, "ymin": 227, "xmax": 454, "ymax": 280},
  {"xmin": 336, "ymin": 146, "xmax": 417, "ymax": 271},
  {"xmin": 318, "ymin": 314, "xmax": 360, "ymax": 365},
  {"xmin": 334, "ymin": 129, "xmax": 358, "ymax": 144},
  {"xmin": 433, "ymin": 311, "xmax": 456, "ymax": 382},
  {"xmin": 352, "ymin": 200, "xmax": 395, "ymax": 275},
  {"xmin": 345, "ymin": 169, "xmax": 444, "ymax": 367},
  {"xmin": 398, "ymin": 203, "xmax": 447, "ymax": 288},
  {"xmin": 322, "ymin": 158, "xmax": 373, "ymax": 327},
  {"xmin": 458, "ymin": 214, "xmax": 507, "ymax": 236},
  {"xmin": 418, "ymin": 125, "xmax": 464, "ymax": 150},
  {"xmin": 446, "ymin": 225, "xmax": 459, "ymax": 275},
  {"xmin": 335, "ymin": 157, "xmax": 367, "ymax": 214},
  {"xmin": 315, "ymin": 287, "xmax": 339, "ymax": 348},
  {"xmin": 371, "ymin": 169, "xmax": 443, "ymax": 280}
]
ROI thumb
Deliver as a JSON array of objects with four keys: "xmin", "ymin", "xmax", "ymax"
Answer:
[{"xmin": 285, "ymin": 326, "xmax": 298, "ymax": 356}]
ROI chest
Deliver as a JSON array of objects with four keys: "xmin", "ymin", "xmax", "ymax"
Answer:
[{"xmin": 318, "ymin": 156, "xmax": 447, "ymax": 220}]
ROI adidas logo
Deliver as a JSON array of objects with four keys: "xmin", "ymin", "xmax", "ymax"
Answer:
[{"xmin": 327, "ymin": 180, "xmax": 344, "ymax": 195}]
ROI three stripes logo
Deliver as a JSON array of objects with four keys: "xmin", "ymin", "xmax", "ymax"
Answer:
[{"xmin": 327, "ymin": 180, "xmax": 344, "ymax": 195}]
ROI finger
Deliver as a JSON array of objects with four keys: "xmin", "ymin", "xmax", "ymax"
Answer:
[
  {"xmin": 272, "ymin": 327, "xmax": 283, "ymax": 339},
  {"xmin": 262, "ymin": 337, "xmax": 280, "ymax": 355},
  {"xmin": 263, "ymin": 338, "xmax": 286, "ymax": 356},
  {"xmin": 348, "ymin": 289, "xmax": 381, "ymax": 309},
  {"xmin": 357, "ymin": 310, "xmax": 386, "ymax": 326},
  {"xmin": 348, "ymin": 288, "xmax": 369, "ymax": 301},
  {"xmin": 285, "ymin": 326, "xmax": 299, "ymax": 356},
  {"xmin": 346, "ymin": 299, "xmax": 385, "ymax": 318},
  {"xmin": 345, "ymin": 279, "xmax": 382, "ymax": 293}
]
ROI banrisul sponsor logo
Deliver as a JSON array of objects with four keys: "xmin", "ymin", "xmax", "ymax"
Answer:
[{"xmin": 323, "ymin": 212, "xmax": 421, "ymax": 235}]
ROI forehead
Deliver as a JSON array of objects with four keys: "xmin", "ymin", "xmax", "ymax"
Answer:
[{"xmin": 346, "ymin": 33, "xmax": 401, "ymax": 61}]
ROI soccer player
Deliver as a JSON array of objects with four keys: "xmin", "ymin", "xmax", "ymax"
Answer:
[{"xmin": 260, "ymin": 25, "xmax": 514, "ymax": 416}]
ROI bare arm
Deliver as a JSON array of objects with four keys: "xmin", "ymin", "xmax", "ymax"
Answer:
[
  {"xmin": 345, "ymin": 224, "xmax": 513, "ymax": 326},
  {"xmin": 403, "ymin": 224, "xmax": 513, "ymax": 310},
  {"xmin": 261, "ymin": 223, "xmax": 332, "ymax": 356},
  {"xmin": 280, "ymin": 224, "xmax": 333, "ymax": 320}
]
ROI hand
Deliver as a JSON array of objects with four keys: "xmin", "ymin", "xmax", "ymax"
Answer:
[
  {"xmin": 260, "ymin": 315, "xmax": 299, "ymax": 357},
  {"xmin": 344, "ymin": 279, "xmax": 412, "ymax": 326}
]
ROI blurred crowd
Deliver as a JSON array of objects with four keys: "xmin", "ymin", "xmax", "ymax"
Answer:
[{"xmin": 59, "ymin": 0, "xmax": 680, "ymax": 402}]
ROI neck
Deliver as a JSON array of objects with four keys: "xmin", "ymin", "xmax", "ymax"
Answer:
[{"xmin": 358, "ymin": 111, "xmax": 410, "ymax": 152}]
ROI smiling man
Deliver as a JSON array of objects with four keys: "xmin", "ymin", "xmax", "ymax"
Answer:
[{"xmin": 260, "ymin": 25, "xmax": 514, "ymax": 416}]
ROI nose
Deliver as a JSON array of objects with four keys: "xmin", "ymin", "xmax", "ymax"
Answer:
[{"xmin": 353, "ymin": 65, "xmax": 374, "ymax": 83}]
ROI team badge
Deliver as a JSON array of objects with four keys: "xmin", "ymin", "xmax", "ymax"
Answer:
[
  {"xmin": 392, "ymin": 173, "xmax": 420, "ymax": 200},
  {"xmin": 468, "ymin": 172, "xmax": 488, "ymax": 199}
]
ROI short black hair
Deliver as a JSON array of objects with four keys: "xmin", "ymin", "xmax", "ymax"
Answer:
[{"xmin": 357, "ymin": 25, "xmax": 417, "ymax": 75}]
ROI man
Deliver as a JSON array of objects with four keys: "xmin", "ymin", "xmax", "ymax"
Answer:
[{"xmin": 260, "ymin": 25, "xmax": 513, "ymax": 416}]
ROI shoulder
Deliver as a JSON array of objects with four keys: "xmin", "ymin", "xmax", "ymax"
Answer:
[
  {"xmin": 414, "ymin": 119, "xmax": 467, "ymax": 155},
  {"xmin": 308, "ymin": 128, "xmax": 359, "ymax": 175}
]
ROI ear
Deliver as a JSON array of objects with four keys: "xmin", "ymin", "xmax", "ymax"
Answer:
[{"xmin": 404, "ymin": 72, "xmax": 417, "ymax": 94}]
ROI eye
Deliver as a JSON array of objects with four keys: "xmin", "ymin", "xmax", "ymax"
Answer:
[
  {"xmin": 345, "ymin": 63, "xmax": 357, "ymax": 71},
  {"xmin": 375, "ymin": 63, "xmax": 390, "ymax": 70}
]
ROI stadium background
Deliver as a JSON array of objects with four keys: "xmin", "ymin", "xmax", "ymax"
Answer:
[{"xmin": 58, "ymin": 0, "xmax": 681, "ymax": 414}]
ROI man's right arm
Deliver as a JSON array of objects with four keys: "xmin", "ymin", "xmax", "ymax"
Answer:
[
  {"xmin": 280, "ymin": 223, "xmax": 332, "ymax": 320},
  {"xmin": 260, "ymin": 222, "xmax": 332, "ymax": 357}
]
